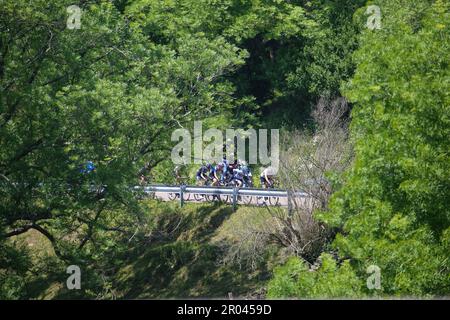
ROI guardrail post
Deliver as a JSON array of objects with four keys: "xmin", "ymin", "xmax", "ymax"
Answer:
[
  {"xmin": 287, "ymin": 189, "xmax": 293, "ymax": 217},
  {"xmin": 232, "ymin": 186, "xmax": 238, "ymax": 211},
  {"xmin": 180, "ymin": 185, "xmax": 185, "ymax": 208}
]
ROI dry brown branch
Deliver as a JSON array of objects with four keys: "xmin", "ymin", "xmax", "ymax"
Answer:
[{"xmin": 217, "ymin": 97, "xmax": 353, "ymax": 267}]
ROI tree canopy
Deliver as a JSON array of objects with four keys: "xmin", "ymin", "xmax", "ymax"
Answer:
[{"xmin": 269, "ymin": 0, "xmax": 450, "ymax": 297}]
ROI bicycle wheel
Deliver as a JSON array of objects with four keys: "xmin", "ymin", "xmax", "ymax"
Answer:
[
  {"xmin": 241, "ymin": 195, "xmax": 253, "ymax": 205},
  {"xmin": 194, "ymin": 193, "xmax": 204, "ymax": 201},
  {"xmin": 168, "ymin": 193, "xmax": 177, "ymax": 201},
  {"xmin": 269, "ymin": 196, "xmax": 280, "ymax": 206},
  {"xmin": 256, "ymin": 196, "xmax": 265, "ymax": 206}
]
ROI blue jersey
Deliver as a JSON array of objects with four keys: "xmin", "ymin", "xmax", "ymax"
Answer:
[
  {"xmin": 233, "ymin": 168, "xmax": 244, "ymax": 180},
  {"xmin": 241, "ymin": 166, "xmax": 251, "ymax": 176},
  {"xmin": 221, "ymin": 159, "xmax": 229, "ymax": 174},
  {"xmin": 212, "ymin": 165, "xmax": 225, "ymax": 180},
  {"xmin": 196, "ymin": 165, "xmax": 209, "ymax": 177}
]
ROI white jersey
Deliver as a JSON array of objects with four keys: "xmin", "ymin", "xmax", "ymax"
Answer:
[
  {"xmin": 233, "ymin": 168, "xmax": 244, "ymax": 179},
  {"xmin": 260, "ymin": 167, "xmax": 276, "ymax": 177}
]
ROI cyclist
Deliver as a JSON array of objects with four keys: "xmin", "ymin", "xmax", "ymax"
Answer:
[
  {"xmin": 241, "ymin": 163, "xmax": 253, "ymax": 187},
  {"xmin": 139, "ymin": 174, "xmax": 148, "ymax": 186},
  {"xmin": 260, "ymin": 166, "xmax": 276, "ymax": 189},
  {"xmin": 212, "ymin": 162, "xmax": 226, "ymax": 186},
  {"xmin": 196, "ymin": 163, "xmax": 211, "ymax": 185},
  {"xmin": 231, "ymin": 167, "xmax": 245, "ymax": 188},
  {"xmin": 137, "ymin": 163, "xmax": 150, "ymax": 185},
  {"xmin": 221, "ymin": 156, "xmax": 229, "ymax": 176},
  {"xmin": 174, "ymin": 164, "xmax": 188, "ymax": 185},
  {"xmin": 229, "ymin": 159, "xmax": 239, "ymax": 171}
]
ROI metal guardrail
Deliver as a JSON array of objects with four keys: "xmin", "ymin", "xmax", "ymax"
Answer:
[{"xmin": 133, "ymin": 184, "xmax": 308, "ymax": 211}]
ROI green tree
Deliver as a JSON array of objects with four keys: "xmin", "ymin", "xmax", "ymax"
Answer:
[
  {"xmin": 267, "ymin": 254, "xmax": 363, "ymax": 298},
  {"xmin": 0, "ymin": 0, "xmax": 245, "ymax": 274},
  {"xmin": 269, "ymin": 0, "xmax": 450, "ymax": 298}
]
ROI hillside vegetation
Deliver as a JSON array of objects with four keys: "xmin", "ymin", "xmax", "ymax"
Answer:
[{"xmin": 6, "ymin": 202, "xmax": 275, "ymax": 299}]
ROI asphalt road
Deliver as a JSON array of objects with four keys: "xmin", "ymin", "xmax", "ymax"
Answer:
[{"xmin": 152, "ymin": 191, "xmax": 291, "ymax": 207}]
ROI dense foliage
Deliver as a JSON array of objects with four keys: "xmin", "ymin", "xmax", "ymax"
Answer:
[{"xmin": 269, "ymin": 0, "xmax": 450, "ymax": 297}]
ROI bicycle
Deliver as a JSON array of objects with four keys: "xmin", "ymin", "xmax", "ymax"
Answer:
[
  {"xmin": 226, "ymin": 178, "xmax": 254, "ymax": 205},
  {"xmin": 204, "ymin": 169, "xmax": 230, "ymax": 203},
  {"xmin": 240, "ymin": 177, "xmax": 254, "ymax": 205},
  {"xmin": 215, "ymin": 179, "xmax": 231, "ymax": 203},
  {"xmin": 257, "ymin": 178, "xmax": 280, "ymax": 206},
  {"xmin": 168, "ymin": 176, "xmax": 191, "ymax": 201},
  {"xmin": 193, "ymin": 178, "xmax": 213, "ymax": 202},
  {"xmin": 137, "ymin": 175, "xmax": 155, "ymax": 200}
]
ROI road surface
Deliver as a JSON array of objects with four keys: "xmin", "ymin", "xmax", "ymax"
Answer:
[{"xmin": 150, "ymin": 191, "xmax": 311, "ymax": 208}]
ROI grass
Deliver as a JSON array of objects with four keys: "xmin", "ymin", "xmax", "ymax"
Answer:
[
  {"xmin": 9, "ymin": 229, "xmax": 55, "ymax": 261},
  {"xmin": 7, "ymin": 200, "xmax": 281, "ymax": 299},
  {"xmin": 113, "ymin": 201, "xmax": 274, "ymax": 298}
]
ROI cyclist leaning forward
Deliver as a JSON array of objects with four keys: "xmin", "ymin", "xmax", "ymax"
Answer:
[
  {"xmin": 196, "ymin": 163, "xmax": 211, "ymax": 185},
  {"xmin": 231, "ymin": 166, "xmax": 245, "ymax": 187},
  {"xmin": 260, "ymin": 166, "xmax": 276, "ymax": 188},
  {"xmin": 211, "ymin": 162, "xmax": 226, "ymax": 186}
]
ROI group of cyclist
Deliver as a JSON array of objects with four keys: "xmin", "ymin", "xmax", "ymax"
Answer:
[
  {"xmin": 192, "ymin": 157, "xmax": 276, "ymax": 189},
  {"xmin": 80, "ymin": 159, "xmax": 276, "ymax": 196},
  {"xmin": 194, "ymin": 158, "xmax": 249, "ymax": 188},
  {"xmin": 138, "ymin": 157, "xmax": 276, "ymax": 190}
]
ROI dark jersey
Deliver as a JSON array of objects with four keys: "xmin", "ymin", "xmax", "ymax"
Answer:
[{"xmin": 196, "ymin": 165, "xmax": 209, "ymax": 177}]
